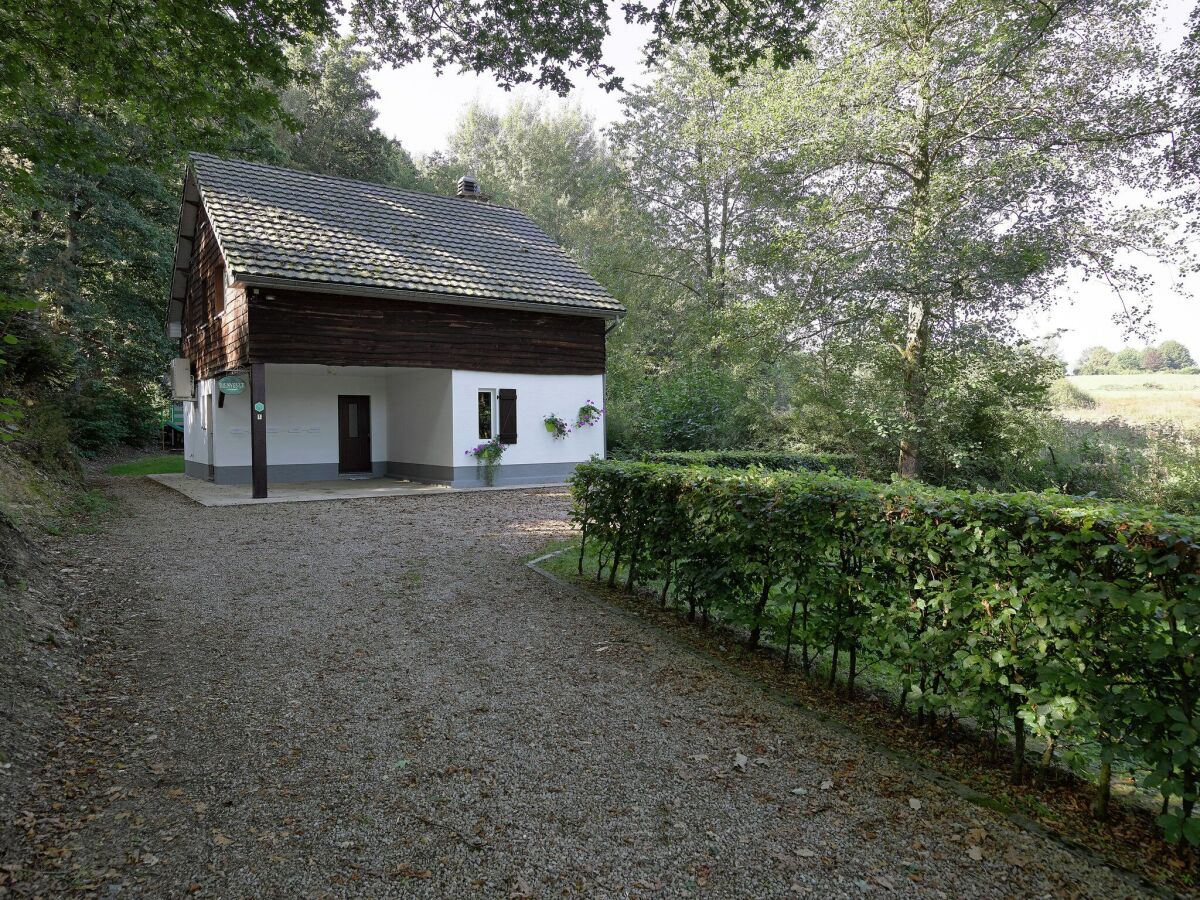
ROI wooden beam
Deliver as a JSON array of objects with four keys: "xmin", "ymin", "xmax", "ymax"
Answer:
[{"xmin": 250, "ymin": 361, "xmax": 267, "ymax": 499}]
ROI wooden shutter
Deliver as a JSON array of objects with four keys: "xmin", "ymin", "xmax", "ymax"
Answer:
[{"xmin": 498, "ymin": 389, "xmax": 517, "ymax": 444}]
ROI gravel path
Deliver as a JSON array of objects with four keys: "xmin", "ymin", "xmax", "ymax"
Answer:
[{"xmin": 7, "ymin": 478, "xmax": 1144, "ymax": 898}]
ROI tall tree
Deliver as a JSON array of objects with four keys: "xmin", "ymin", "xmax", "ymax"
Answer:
[
  {"xmin": 350, "ymin": 0, "xmax": 821, "ymax": 94},
  {"xmin": 1159, "ymin": 339, "xmax": 1195, "ymax": 369},
  {"xmin": 274, "ymin": 35, "xmax": 418, "ymax": 187},
  {"xmin": 739, "ymin": 0, "xmax": 1174, "ymax": 477}
]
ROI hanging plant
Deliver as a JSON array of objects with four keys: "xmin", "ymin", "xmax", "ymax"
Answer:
[
  {"xmin": 465, "ymin": 438, "xmax": 507, "ymax": 486},
  {"xmin": 576, "ymin": 400, "xmax": 605, "ymax": 428},
  {"xmin": 544, "ymin": 414, "xmax": 571, "ymax": 439}
]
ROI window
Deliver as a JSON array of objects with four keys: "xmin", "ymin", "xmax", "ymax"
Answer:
[{"xmin": 478, "ymin": 390, "xmax": 493, "ymax": 439}]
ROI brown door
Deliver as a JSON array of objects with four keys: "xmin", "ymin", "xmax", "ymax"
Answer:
[{"xmin": 338, "ymin": 395, "xmax": 372, "ymax": 473}]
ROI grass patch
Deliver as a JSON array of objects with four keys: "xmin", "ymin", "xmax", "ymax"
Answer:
[
  {"xmin": 1063, "ymin": 374, "xmax": 1200, "ymax": 428},
  {"xmin": 105, "ymin": 455, "xmax": 184, "ymax": 476}
]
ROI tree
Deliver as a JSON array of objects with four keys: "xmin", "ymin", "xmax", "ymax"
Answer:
[
  {"xmin": 1076, "ymin": 346, "xmax": 1116, "ymax": 375},
  {"xmin": 0, "ymin": 0, "xmax": 329, "ymax": 196},
  {"xmin": 1159, "ymin": 339, "xmax": 1196, "ymax": 369},
  {"xmin": 0, "ymin": 0, "xmax": 336, "ymax": 447},
  {"xmin": 1140, "ymin": 347, "xmax": 1165, "ymax": 371},
  {"xmin": 1115, "ymin": 348, "xmax": 1144, "ymax": 370},
  {"xmin": 1169, "ymin": 5, "xmax": 1200, "ymax": 227},
  {"xmin": 427, "ymin": 99, "xmax": 618, "ymax": 246},
  {"xmin": 736, "ymin": 0, "xmax": 1173, "ymax": 478},
  {"xmin": 274, "ymin": 35, "xmax": 418, "ymax": 187},
  {"xmin": 349, "ymin": 0, "xmax": 822, "ymax": 95},
  {"xmin": 607, "ymin": 51, "xmax": 763, "ymax": 354}
]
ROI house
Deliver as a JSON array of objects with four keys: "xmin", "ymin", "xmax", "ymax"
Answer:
[{"xmin": 167, "ymin": 154, "xmax": 624, "ymax": 498}]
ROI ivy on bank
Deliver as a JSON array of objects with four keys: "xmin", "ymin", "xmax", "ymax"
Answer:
[{"xmin": 570, "ymin": 460, "xmax": 1200, "ymax": 846}]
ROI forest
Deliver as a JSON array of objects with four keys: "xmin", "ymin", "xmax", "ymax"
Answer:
[{"xmin": 1, "ymin": 0, "xmax": 1198, "ymax": 511}]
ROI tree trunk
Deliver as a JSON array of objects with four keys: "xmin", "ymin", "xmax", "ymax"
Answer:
[
  {"xmin": 898, "ymin": 297, "xmax": 930, "ymax": 479},
  {"xmin": 748, "ymin": 575, "xmax": 771, "ymax": 649},
  {"xmin": 784, "ymin": 597, "xmax": 800, "ymax": 671},
  {"xmin": 1011, "ymin": 699, "xmax": 1026, "ymax": 785},
  {"xmin": 1092, "ymin": 758, "xmax": 1112, "ymax": 820}
]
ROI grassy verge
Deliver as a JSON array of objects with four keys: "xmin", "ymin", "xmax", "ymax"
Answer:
[
  {"xmin": 1063, "ymin": 373, "xmax": 1200, "ymax": 428},
  {"xmin": 105, "ymin": 454, "xmax": 183, "ymax": 476},
  {"xmin": 535, "ymin": 537, "xmax": 1196, "ymax": 894}
]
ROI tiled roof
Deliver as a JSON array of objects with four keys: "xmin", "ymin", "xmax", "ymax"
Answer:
[{"xmin": 187, "ymin": 153, "xmax": 623, "ymax": 316}]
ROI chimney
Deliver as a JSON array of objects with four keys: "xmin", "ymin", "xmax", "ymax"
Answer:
[{"xmin": 456, "ymin": 173, "xmax": 482, "ymax": 200}]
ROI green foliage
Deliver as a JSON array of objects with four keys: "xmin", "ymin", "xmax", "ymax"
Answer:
[
  {"xmin": 1075, "ymin": 341, "xmax": 1196, "ymax": 375},
  {"xmin": 634, "ymin": 450, "xmax": 854, "ymax": 473},
  {"xmin": 572, "ymin": 459, "xmax": 1200, "ymax": 842},
  {"xmin": 1028, "ymin": 419, "xmax": 1200, "ymax": 515},
  {"xmin": 1076, "ymin": 346, "xmax": 1117, "ymax": 375},
  {"xmin": 1160, "ymin": 340, "xmax": 1197, "ymax": 370},
  {"xmin": 1047, "ymin": 379, "xmax": 1096, "ymax": 411},
  {"xmin": 0, "ymin": 0, "xmax": 329, "ymax": 192},
  {"xmin": 609, "ymin": 365, "xmax": 775, "ymax": 453},
  {"xmin": 274, "ymin": 35, "xmax": 418, "ymax": 187},
  {"xmin": 1117, "ymin": 348, "xmax": 1146, "ymax": 371},
  {"xmin": 350, "ymin": 0, "xmax": 820, "ymax": 95}
]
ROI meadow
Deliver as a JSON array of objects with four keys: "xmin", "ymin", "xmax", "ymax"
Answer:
[{"xmin": 1062, "ymin": 373, "xmax": 1200, "ymax": 428}]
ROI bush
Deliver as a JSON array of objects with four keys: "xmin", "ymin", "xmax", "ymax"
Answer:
[
  {"xmin": 1028, "ymin": 419, "xmax": 1200, "ymax": 515},
  {"xmin": 1047, "ymin": 379, "xmax": 1096, "ymax": 410},
  {"xmin": 607, "ymin": 365, "xmax": 775, "ymax": 453},
  {"xmin": 634, "ymin": 449, "xmax": 856, "ymax": 474},
  {"xmin": 571, "ymin": 460, "xmax": 1200, "ymax": 844}
]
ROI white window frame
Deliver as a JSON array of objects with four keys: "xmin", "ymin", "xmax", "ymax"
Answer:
[{"xmin": 477, "ymin": 388, "xmax": 498, "ymax": 440}]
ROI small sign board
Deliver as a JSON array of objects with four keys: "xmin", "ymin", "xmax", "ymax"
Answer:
[
  {"xmin": 218, "ymin": 375, "xmax": 247, "ymax": 395},
  {"xmin": 254, "ymin": 401, "xmax": 265, "ymax": 413}
]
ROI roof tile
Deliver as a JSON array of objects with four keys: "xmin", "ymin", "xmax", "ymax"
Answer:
[{"xmin": 188, "ymin": 154, "xmax": 623, "ymax": 315}]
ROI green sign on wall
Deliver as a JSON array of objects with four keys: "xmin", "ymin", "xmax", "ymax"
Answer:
[{"xmin": 218, "ymin": 375, "xmax": 247, "ymax": 395}]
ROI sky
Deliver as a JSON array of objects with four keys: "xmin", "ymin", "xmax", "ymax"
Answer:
[{"xmin": 369, "ymin": 1, "xmax": 1199, "ymax": 367}]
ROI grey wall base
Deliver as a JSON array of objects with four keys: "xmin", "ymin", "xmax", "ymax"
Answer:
[
  {"xmin": 187, "ymin": 459, "xmax": 578, "ymax": 487},
  {"xmin": 387, "ymin": 460, "xmax": 579, "ymax": 488},
  {"xmin": 184, "ymin": 460, "xmax": 213, "ymax": 481},
  {"xmin": 190, "ymin": 460, "xmax": 387, "ymax": 485}
]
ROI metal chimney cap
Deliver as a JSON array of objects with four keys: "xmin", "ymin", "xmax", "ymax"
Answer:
[{"xmin": 456, "ymin": 173, "xmax": 482, "ymax": 199}]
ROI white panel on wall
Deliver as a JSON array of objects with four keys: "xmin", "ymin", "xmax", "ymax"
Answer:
[
  {"xmin": 207, "ymin": 364, "xmax": 392, "ymax": 467},
  {"xmin": 450, "ymin": 370, "xmax": 605, "ymax": 467}
]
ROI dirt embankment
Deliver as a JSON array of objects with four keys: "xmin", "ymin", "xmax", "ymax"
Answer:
[{"xmin": 0, "ymin": 443, "xmax": 94, "ymax": 891}]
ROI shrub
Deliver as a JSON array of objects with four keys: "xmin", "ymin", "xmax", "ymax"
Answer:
[
  {"xmin": 571, "ymin": 460, "xmax": 1200, "ymax": 844},
  {"xmin": 1047, "ymin": 379, "xmax": 1096, "ymax": 410},
  {"xmin": 633, "ymin": 449, "xmax": 855, "ymax": 474}
]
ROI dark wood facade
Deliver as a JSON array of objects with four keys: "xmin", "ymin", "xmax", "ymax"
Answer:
[
  {"xmin": 244, "ymin": 288, "xmax": 606, "ymax": 376},
  {"xmin": 180, "ymin": 209, "xmax": 248, "ymax": 379}
]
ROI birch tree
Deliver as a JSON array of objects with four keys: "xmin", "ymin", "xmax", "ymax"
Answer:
[{"xmin": 743, "ymin": 0, "xmax": 1174, "ymax": 477}]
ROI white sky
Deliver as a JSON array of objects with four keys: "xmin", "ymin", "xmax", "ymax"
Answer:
[{"xmin": 369, "ymin": 1, "xmax": 1199, "ymax": 366}]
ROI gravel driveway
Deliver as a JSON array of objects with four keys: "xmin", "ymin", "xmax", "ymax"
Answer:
[{"xmin": 7, "ymin": 478, "xmax": 1144, "ymax": 898}]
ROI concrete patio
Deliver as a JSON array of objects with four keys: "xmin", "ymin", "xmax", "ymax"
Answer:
[{"xmin": 147, "ymin": 473, "xmax": 565, "ymax": 507}]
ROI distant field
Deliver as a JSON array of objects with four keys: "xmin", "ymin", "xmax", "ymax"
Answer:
[{"xmin": 1062, "ymin": 373, "xmax": 1200, "ymax": 428}]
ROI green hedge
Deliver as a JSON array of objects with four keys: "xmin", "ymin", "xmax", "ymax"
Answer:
[
  {"xmin": 634, "ymin": 449, "xmax": 855, "ymax": 474},
  {"xmin": 570, "ymin": 460, "xmax": 1200, "ymax": 844}
]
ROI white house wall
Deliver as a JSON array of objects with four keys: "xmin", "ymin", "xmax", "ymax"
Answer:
[
  {"xmin": 182, "ymin": 378, "xmax": 218, "ymax": 480},
  {"xmin": 189, "ymin": 364, "xmax": 391, "ymax": 483},
  {"xmin": 385, "ymin": 368, "xmax": 453, "ymax": 480},
  {"xmin": 183, "ymin": 364, "xmax": 606, "ymax": 486},
  {"xmin": 449, "ymin": 370, "xmax": 605, "ymax": 486}
]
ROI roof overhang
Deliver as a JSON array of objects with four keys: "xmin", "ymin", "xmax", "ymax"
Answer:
[
  {"xmin": 165, "ymin": 166, "xmax": 203, "ymax": 336},
  {"xmin": 238, "ymin": 274, "xmax": 626, "ymax": 320}
]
